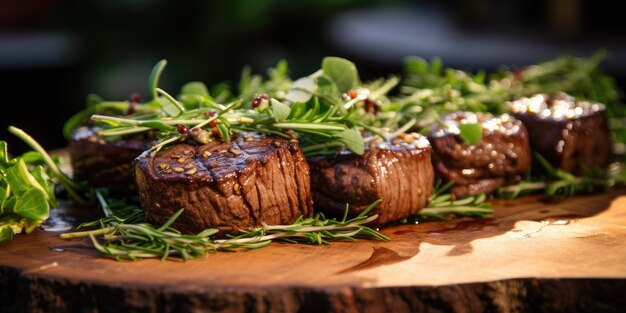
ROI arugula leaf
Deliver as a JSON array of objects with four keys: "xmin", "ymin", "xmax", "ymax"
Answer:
[
  {"xmin": 179, "ymin": 82, "xmax": 213, "ymax": 109},
  {"xmin": 14, "ymin": 188, "xmax": 49, "ymax": 220},
  {"xmin": 271, "ymin": 98, "xmax": 291, "ymax": 122},
  {"xmin": 5, "ymin": 160, "xmax": 32, "ymax": 194},
  {"xmin": 20, "ymin": 151, "xmax": 45, "ymax": 165},
  {"xmin": 2, "ymin": 197, "xmax": 16, "ymax": 211},
  {"xmin": 285, "ymin": 76, "xmax": 316, "ymax": 103},
  {"xmin": 181, "ymin": 81, "xmax": 210, "ymax": 97},
  {"xmin": 322, "ymin": 57, "xmax": 360, "ymax": 93},
  {"xmin": 0, "ymin": 134, "xmax": 63, "ymax": 242},
  {"xmin": 30, "ymin": 166, "xmax": 57, "ymax": 208},
  {"xmin": 459, "ymin": 123, "xmax": 483, "ymax": 145},
  {"xmin": 17, "ymin": 159, "xmax": 47, "ymax": 198},
  {"xmin": 316, "ymin": 75, "xmax": 340, "ymax": 99},
  {"xmin": 334, "ymin": 128, "xmax": 365, "ymax": 155}
]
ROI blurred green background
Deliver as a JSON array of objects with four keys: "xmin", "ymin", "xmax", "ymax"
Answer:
[{"xmin": 1, "ymin": 0, "xmax": 625, "ymax": 152}]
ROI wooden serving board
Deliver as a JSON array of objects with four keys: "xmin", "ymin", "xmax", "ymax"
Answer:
[{"xmin": 2, "ymin": 189, "xmax": 626, "ymax": 312}]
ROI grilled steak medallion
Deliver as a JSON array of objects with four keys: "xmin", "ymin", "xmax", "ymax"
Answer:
[
  {"xmin": 69, "ymin": 126, "xmax": 153, "ymax": 196},
  {"xmin": 134, "ymin": 133, "xmax": 313, "ymax": 234},
  {"xmin": 427, "ymin": 112, "xmax": 532, "ymax": 197},
  {"xmin": 508, "ymin": 93, "xmax": 612, "ymax": 174},
  {"xmin": 308, "ymin": 133, "xmax": 434, "ymax": 226}
]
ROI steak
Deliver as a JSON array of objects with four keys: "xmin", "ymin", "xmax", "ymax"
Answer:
[
  {"xmin": 508, "ymin": 93, "xmax": 612, "ymax": 174},
  {"xmin": 308, "ymin": 133, "xmax": 434, "ymax": 226},
  {"xmin": 427, "ymin": 112, "xmax": 532, "ymax": 197},
  {"xmin": 69, "ymin": 126, "xmax": 153, "ymax": 196},
  {"xmin": 134, "ymin": 133, "xmax": 313, "ymax": 234}
]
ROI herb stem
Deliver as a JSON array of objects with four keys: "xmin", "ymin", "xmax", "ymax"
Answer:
[
  {"xmin": 300, "ymin": 142, "xmax": 344, "ymax": 154},
  {"xmin": 156, "ymin": 88, "xmax": 186, "ymax": 114},
  {"xmin": 151, "ymin": 135, "xmax": 183, "ymax": 152},
  {"xmin": 60, "ymin": 227, "xmax": 114, "ymax": 240},
  {"xmin": 97, "ymin": 126, "xmax": 153, "ymax": 137},
  {"xmin": 8, "ymin": 126, "xmax": 88, "ymax": 204},
  {"xmin": 191, "ymin": 99, "xmax": 242, "ymax": 130},
  {"xmin": 272, "ymin": 123, "xmax": 345, "ymax": 131}
]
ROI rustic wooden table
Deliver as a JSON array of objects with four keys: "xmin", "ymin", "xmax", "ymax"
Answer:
[{"xmin": 2, "ymin": 189, "xmax": 626, "ymax": 312}]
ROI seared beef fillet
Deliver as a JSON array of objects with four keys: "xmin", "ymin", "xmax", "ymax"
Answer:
[
  {"xmin": 69, "ymin": 126, "xmax": 153, "ymax": 196},
  {"xmin": 134, "ymin": 133, "xmax": 313, "ymax": 234},
  {"xmin": 308, "ymin": 133, "xmax": 434, "ymax": 226},
  {"xmin": 427, "ymin": 112, "xmax": 531, "ymax": 197},
  {"xmin": 508, "ymin": 93, "xmax": 612, "ymax": 174}
]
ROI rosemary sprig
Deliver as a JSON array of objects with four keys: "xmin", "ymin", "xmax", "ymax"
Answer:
[
  {"xmin": 77, "ymin": 190, "xmax": 144, "ymax": 229},
  {"xmin": 61, "ymin": 199, "xmax": 388, "ymax": 261},
  {"xmin": 7, "ymin": 126, "xmax": 88, "ymax": 204},
  {"xmin": 88, "ymin": 57, "xmax": 400, "ymax": 156},
  {"xmin": 498, "ymin": 154, "xmax": 626, "ymax": 198},
  {"xmin": 389, "ymin": 52, "xmax": 626, "ymax": 143},
  {"xmin": 416, "ymin": 180, "xmax": 493, "ymax": 221}
]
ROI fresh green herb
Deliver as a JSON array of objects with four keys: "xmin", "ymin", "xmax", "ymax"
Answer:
[
  {"xmin": 75, "ymin": 189, "xmax": 144, "ymax": 229},
  {"xmin": 149, "ymin": 59, "xmax": 168, "ymax": 101},
  {"xmin": 392, "ymin": 52, "xmax": 626, "ymax": 141},
  {"xmin": 61, "ymin": 199, "xmax": 388, "ymax": 261},
  {"xmin": 88, "ymin": 58, "xmax": 399, "ymax": 156},
  {"xmin": 1, "ymin": 133, "xmax": 57, "ymax": 241},
  {"xmin": 372, "ymin": 59, "xmax": 498, "ymax": 133},
  {"xmin": 499, "ymin": 51, "xmax": 626, "ymax": 144},
  {"xmin": 321, "ymin": 57, "xmax": 360, "ymax": 93},
  {"xmin": 417, "ymin": 181, "xmax": 493, "ymax": 221},
  {"xmin": 62, "ymin": 60, "xmax": 172, "ymax": 138},
  {"xmin": 497, "ymin": 51, "xmax": 620, "ymax": 105},
  {"xmin": 458, "ymin": 123, "xmax": 483, "ymax": 145},
  {"xmin": 238, "ymin": 59, "xmax": 292, "ymax": 105},
  {"xmin": 8, "ymin": 126, "xmax": 87, "ymax": 204},
  {"xmin": 498, "ymin": 153, "xmax": 626, "ymax": 198}
]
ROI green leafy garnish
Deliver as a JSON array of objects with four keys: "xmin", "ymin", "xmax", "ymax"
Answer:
[
  {"xmin": 417, "ymin": 180, "xmax": 493, "ymax": 220},
  {"xmin": 0, "ymin": 133, "xmax": 62, "ymax": 241},
  {"xmin": 61, "ymin": 197, "xmax": 388, "ymax": 261},
  {"xmin": 322, "ymin": 57, "xmax": 360, "ymax": 93},
  {"xmin": 88, "ymin": 58, "xmax": 391, "ymax": 156},
  {"xmin": 498, "ymin": 154, "xmax": 626, "ymax": 198},
  {"xmin": 458, "ymin": 123, "xmax": 483, "ymax": 145},
  {"xmin": 149, "ymin": 59, "xmax": 168, "ymax": 100},
  {"xmin": 271, "ymin": 98, "xmax": 291, "ymax": 122}
]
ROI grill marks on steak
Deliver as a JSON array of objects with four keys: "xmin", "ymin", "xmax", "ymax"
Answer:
[
  {"xmin": 508, "ymin": 93, "xmax": 612, "ymax": 174},
  {"xmin": 427, "ymin": 112, "xmax": 532, "ymax": 197},
  {"xmin": 69, "ymin": 126, "xmax": 153, "ymax": 196},
  {"xmin": 134, "ymin": 133, "xmax": 313, "ymax": 234},
  {"xmin": 308, "ymin": 134, "xmax": 434, "ymax": 226}
]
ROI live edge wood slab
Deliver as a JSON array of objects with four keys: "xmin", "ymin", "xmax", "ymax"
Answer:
[{"xmin": 2, "ymin": 190, "xmax": 626, "ymax": 313}]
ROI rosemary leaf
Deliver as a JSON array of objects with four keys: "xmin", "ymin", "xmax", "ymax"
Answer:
[{"xmin": 61, "ymin": 197, "xmax": 388, "ymax": 261}]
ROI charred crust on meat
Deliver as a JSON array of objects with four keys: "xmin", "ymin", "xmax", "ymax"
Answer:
[
  {"xmin": 427, "ymin": 112, "xmax": 532, "ymax": 197},
  {"xmin": 507, "ymin": 93, "xmax": 612, "ymax": 174},
  {"xmin": 134, "ymin": 132, "xmax": 313, "ymax": 234},
  {"xmin": 69, "ymin": 126, "xmax": 154, "ymax": 196},
  {"xmin": 308, "ymin": 133, "xmax": 434, "ymax": 226}
]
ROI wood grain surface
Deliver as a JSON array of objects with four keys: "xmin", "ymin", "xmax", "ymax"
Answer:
[{"xmin": 1, "ymin": 189, "xmax": 626, "ymax": 313}]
